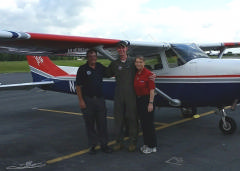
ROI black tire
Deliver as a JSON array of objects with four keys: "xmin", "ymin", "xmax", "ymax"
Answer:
[{"xmin": 219, "ymin": 116, "xmax": 237, "ymax": 135}]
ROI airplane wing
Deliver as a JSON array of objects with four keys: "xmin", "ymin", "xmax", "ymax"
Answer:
[
  {"xmin": 0, "ymin": 30, "xmax": 170, "ymax": 91},
  {"xmin": 0, "ymin": 30, "xmax": 169, "ymax": 58},
  {"xmin": 199, "ymin": 42, "xmax": 240, "ymax": 51},
  {"xmin": 1, "ymin": 30, "xmax": 240, "ymax": 56},
  {"xmin": 0, "ymin": 30, "xmax": 119, "ymax": 55},
  {"xmin": 0, "ymin": 81, "xmax": 54, "ymax": 91}
]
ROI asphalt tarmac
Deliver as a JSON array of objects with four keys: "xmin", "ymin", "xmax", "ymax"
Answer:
[{"xmin": 1, "ymin": 73, "xmax": 240, "ymax": 171}]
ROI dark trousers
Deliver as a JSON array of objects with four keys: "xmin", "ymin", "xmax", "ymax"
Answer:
[
  {"xmin": 136, "ymin": 95, "xmax": 157, "ymax": 148},
  {"xmin": 82, "ymin": 96, "xmax": 108, "ymax": 147}
]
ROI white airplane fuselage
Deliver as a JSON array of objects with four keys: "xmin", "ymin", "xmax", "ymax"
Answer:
[
  {"xmin": 30, "ymin": 56, "xmax": 240, "ymax": 108},
  {"xmin": 153, "ymin": 58, "xmax": 240, "ymax": 107}
]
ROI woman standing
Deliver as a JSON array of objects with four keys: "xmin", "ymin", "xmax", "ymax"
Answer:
[{"xmin": 134, "ymin": 56, "xmax": 157, "ymax": 154}]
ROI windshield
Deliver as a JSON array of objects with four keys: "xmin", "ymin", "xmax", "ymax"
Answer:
[{"xmin": 171, "ymin": 43, "xmax": 209, "ymax": 62}]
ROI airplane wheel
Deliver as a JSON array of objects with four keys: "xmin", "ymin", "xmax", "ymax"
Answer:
[{"xmin": 219, "ymin": 116, "xmax": 237, "ymax": 135}]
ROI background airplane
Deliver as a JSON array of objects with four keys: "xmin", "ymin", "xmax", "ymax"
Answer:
[{"xmin": 1, "ymin": 30, "xmax": 240, "ymax": 135}]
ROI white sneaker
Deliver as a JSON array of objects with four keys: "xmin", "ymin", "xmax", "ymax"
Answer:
[
  {"xmin": 141, "ymin": 146, "xmax": 157, "ymax": 154},
  {"xmin": 140, "ymin": 145, "xmax": 147, "ymax": 151},
  {"xmin": 151, "ymin": 147, "xmax": 157, "ymax": 153}
]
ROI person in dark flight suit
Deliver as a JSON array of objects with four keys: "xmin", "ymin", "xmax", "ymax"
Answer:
[{"xmin": 105, "ymin": 41, "xmax": 138, "ymax": 152}]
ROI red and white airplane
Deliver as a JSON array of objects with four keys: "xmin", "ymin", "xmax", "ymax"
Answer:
[{"xmin": 1, "ymin": 30, "xmax": 240, "ymax": 134}]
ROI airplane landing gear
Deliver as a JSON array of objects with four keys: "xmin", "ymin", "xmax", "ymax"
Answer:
[{"xmin": 218, "ymin": 109, "xmax": 237, "ymax": 134}]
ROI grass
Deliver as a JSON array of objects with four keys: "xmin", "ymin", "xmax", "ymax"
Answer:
[
  {"xmin": 54, "ymin": 59, "xmax": 111, "ymax": 67},
  {"xmin": 0, "ymin": 61, "xmax": 30, "ymax": 73},
  {"xmin": 0, "ymin": 59, "xmax": 111, "ymax": 73},
  {"xmin": 2, "ymin": 56, "xmax": 239, "ymax": 74}
]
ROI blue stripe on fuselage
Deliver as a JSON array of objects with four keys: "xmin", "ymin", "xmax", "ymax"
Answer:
[
  {"xmin": 31, "ymin": 71, "xmax": 240, "ymax": 107},
  {"xmin": 154, "ymin": 82, "xmax": 240, "ymax": 107}
]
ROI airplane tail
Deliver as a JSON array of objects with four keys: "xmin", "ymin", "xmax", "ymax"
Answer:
[
  {"xmin": 0, "ymin": 56, "xmax": 59, "ymax": 91},
  {"xmin": 26, "ymin": 55, "xmax": 70, "ymax": 82}
]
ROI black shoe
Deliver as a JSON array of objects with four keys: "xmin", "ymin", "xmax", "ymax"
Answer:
[
  {"xmin": 128, "ymin": 143, "xmax": 137, "ymax": 152},
  {"xmin": 101, "ymin": 145, "xmax": 113, "ymax": 153},
  {"xmin": 113, "ymin": 142, "xmax": 124, "ymax": 151},
  {"xmin": 89, "ymin": 146, "xmax": 96, "ymax": 155}
]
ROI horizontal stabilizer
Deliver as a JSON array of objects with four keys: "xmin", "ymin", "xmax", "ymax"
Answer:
[{"xmin": 0, "ymin": 81, "xmax": 54, "ymax": 91}]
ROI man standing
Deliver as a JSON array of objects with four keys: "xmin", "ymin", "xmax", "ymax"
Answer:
[
  {"xmin": 106, "ymin": 41, "xmax": 138, "ymax": 152},
  {"xmin": 76, "ymin": 49, "xmax": 112, "ymax": 154}
]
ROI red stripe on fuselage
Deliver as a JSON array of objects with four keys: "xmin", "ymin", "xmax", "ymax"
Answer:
[
  {"xmin": 156, "ymin": 75, "xmax": 240, "ymax": 78},
  {"xmin": 28, "ymin": 74, "xmax": 240, "ymax": 79},
  {"xmin": 48, "ymin": 74, "xmax": 240, "ymax": 79}
]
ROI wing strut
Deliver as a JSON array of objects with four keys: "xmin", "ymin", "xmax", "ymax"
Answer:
[
  {"xmin": 155, "ymin": 88, "xmax": 181, "ymax": 107},
  {"xmin": 94, "ymin": 45, "xmax": 117, "ymax": 61},
  {"xmin": 218, "ymin": 47, "xmax": 226, "ymax": 59}
]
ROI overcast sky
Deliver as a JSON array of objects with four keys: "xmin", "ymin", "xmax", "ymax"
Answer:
[{"xmin": 1, "ymin": 0, "xmax": 240, "ymax": 48}]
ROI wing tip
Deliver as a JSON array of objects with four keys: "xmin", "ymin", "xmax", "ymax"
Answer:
[{"xmin": 0, "ymin": 30, "xmax": 30, "ymax": 39}]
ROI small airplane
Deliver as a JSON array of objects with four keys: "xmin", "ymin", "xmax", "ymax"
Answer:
[{"xmin": 1, "ymin": 30, "xmax": 240, "ymax": 135}]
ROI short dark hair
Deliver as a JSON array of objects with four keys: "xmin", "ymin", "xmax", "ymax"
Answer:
[{"xmin": 86, "ymin": 49, "xmax": 97, "ymax": 57}]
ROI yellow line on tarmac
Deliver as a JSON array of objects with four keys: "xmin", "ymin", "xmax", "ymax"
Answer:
[
  {"xmin": 35, "ymin": 108, "xmax": 115, "ymax": 120},
  {"xmin": 36, "ymin": 108, "xmax": 167, "ymax": 123},
  {"xmin": 155, "ymin": 110, "xmax": 216, "ymax": 131},
  {"xmin": 45, "ymin": 109, "xmax": 218, "ymax": 165},
  {"xmin": 47, "ymin": 149, "xmax": 89, "ymax": 164},
  {"xmin": 47, "ymin": 139, "xmax": 118, "ymax": 164},
  {"xmin": 36, "ymin": 108, "xmax": 166, "ymax": 124},
  {"xmin": 154, "ymin": 122, "xmax": 169, "ymax": 126},
  {"xmin": 36, "ymin": 108, "xmax": 84, "ymax": 116},
  {"xmin": 47, "ymin": 136, "xmax": 135, "ymax": 164}
]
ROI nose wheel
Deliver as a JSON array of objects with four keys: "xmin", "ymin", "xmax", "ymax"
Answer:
[{"xmin": 218, "ymin": 109, "xmax": 237, "ymax": 134}]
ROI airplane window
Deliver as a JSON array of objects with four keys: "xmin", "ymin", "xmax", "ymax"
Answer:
[
  {"xmin": 165, "ymin": 48, "xmax": 185, "ymax": 68},
  {"xmin": 144, "ymin": 55, "xmax": 163, "ymax": 71},
  {"xmin": 171, "ymin": 43, "xmax": 209, "ymax": 62}
]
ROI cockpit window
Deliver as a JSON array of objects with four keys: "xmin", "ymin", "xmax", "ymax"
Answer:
[
  {"xmin": 143, "ymin": 54, "xmax": 163, "ymax": 71},
  {"xmin": 171, "ymin": 43, "xmax": 209, "ymax": 62},
  {"xmin": 165, "ymin": 48, "xmax": 185, "ymax": 68}
]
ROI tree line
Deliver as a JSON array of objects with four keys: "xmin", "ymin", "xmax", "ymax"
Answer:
[{"xmin": 0, "ymin": 53, "xmax": 75, "ymax": 61}]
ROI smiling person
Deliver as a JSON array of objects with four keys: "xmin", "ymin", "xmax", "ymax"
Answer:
[
  {"xmin": 76, "ymin": 49, "xmax": 112, "ymax": 154},
  {"xmin": 134, "ymin": 56, "xmax": 157, "ymax": 154},
  {"xmin": 105, "ymin": 41, "xmax": 138, "ymax": 152}
]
